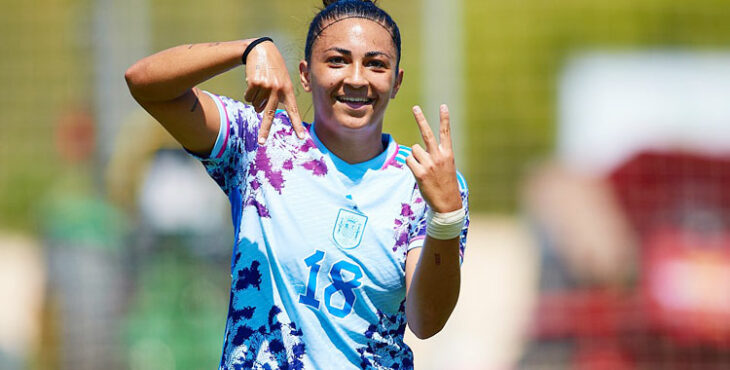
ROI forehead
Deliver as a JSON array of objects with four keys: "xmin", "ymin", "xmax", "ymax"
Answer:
[{"xmin": 312, "ymin": 17, "xmax": 396, "ymax": 56}]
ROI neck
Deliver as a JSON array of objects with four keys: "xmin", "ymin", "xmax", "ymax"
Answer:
[{"xmin": 313, "ymin": 121, "xmax": 384, "ymax": 164}]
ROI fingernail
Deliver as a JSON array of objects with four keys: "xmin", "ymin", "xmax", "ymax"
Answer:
[
  {"xmin": 258, "ymin": 137, "xmax": 266, "ymax": 145},
  {"xmin": 413, "ymin": 106, "xmax": 421, "ymax": 113},
  {"xmin": 440, "ymin": 104, "xmax": 447, "ymax": 111}
]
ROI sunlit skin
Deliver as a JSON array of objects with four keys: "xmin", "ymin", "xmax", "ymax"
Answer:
[{"xmin": 299, "ymin": 18, "xmax": 404, "ymax": 164}]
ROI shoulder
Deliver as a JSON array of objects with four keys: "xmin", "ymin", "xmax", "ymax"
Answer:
[
  {"xmin": 203, "ymin": 93, "xmax": 306, "ymax": 146},
  {"xmin": 202, "ymin": 91, "xmax": 261, "ymax": 130},
  {"xmin": 203, "ymin": 91, "xmax": 250, "ymax": 115},
  {"xmin": 392, "ymin": 144, "xmax": 469, "ymax": 193},
  {"xmin": 380, "ymin": 144, "xmax": 415, "ymax": 173},
  {"xmin": 267, "ymin": 109, "xmax": 311, "ymax": 143},
  {"xmin": 393, "ymin": 144, "xmax": 413, "ymax": 167}
]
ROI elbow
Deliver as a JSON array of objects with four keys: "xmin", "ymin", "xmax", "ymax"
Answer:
[
  {"xmin": 406, "ymin": 291, "xmax": 459, "ymax": 339},
  {"xmin": 406, "ymin": 297, "xmax": 459, "ymax": 339},
  {"xmin": 407, "ymin": 308, "xmax": 450, "ymax": 339},
  {"xmin": 124, "ymin": 63, "xmax": 147, "ymax": 100},
  {"xmin": 409, "ymin": 321, "xmax": 445, "ymax": 340}
]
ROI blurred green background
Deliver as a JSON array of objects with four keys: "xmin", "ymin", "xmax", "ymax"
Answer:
[
  {"xmin": 3, "ymin": 0, "xmax": 730, "ymax": 228},
  {"xmin": 2, "ymin": 0, "xmax": 730, "ymax": 369}
]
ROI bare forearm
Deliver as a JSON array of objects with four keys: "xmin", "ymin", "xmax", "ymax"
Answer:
[
  {"xmin": 405, "ymin": 236, "xmax": 461, "ymax": 339},
  {"xmin": 125, "ymin": 39, "xmax": 251, "ymax": 102}
]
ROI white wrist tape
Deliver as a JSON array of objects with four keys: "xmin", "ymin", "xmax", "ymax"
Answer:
[{"xmin": 426, "ymin": 207, "xmax": 466, "ymax": 240}]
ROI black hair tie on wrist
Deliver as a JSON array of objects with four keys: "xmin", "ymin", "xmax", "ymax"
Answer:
[{"xmin": 241, "ymin": 37, "xmax": 273, "ymax": 65}]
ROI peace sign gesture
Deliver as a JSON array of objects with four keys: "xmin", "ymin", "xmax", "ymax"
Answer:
[{"xmin": 405, "ymin": 105, "xmax": 463, "ymax": 213}]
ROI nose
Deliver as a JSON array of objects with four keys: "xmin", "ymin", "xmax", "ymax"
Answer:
[{"xmin": 344, "ymin": 62, "xmax": 367, "ymax": 89}]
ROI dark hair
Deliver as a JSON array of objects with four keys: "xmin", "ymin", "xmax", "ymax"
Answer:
[{"xmin": 305, "ymin": 0, "xmax": 402, "ymax": 70}]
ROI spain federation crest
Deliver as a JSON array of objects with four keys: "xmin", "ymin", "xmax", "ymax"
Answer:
[{"xmin": 332, "ymin": 208, "xmax": 368, "ymax": 250}]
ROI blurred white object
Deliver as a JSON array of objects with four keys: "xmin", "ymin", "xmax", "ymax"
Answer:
[
  {"xmin": 0, "ymin": 235, "xmax": 44, "ymax": 370},
  {"xmin": 139, "ymin": 150, "xmax": 228, "ymax": 234},
  {"xmin": 559, "ymin": 51, "xmax": 730, "ymax": 175},
  {"xmin": 406, "ymin": 216, "xmax": 538, "ymax": 369}
]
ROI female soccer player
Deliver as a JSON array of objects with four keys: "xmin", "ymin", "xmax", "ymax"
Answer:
[{"xmin": 125, "ymin": 0, "xmax": 469, "ymax": 368}]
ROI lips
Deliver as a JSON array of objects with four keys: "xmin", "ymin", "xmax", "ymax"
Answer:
[{"xmin": 336, "ymin": 96, "xmax": 374, "ymax": 109}]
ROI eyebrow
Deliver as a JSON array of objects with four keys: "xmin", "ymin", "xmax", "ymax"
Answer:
[{"xmin": 325, "ymin": 47, "xmax": 392, "ymax": 59}]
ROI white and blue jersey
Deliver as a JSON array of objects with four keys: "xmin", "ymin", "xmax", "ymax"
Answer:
[{"xmin": 191, "ymin": 91, "xmax": 469, "ymax": 369}]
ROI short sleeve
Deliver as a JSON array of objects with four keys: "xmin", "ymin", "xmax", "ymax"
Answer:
[
  {"xmin": 187, "ymin": 91, "xmax": 261, "ymax": 195},
  {"xmin": 407, "ymin": 171, "xmax": 470, "ymax": 263}
]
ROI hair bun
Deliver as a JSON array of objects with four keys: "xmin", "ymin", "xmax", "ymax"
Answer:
[{"xmin": 322, "ymin": 0, "xmax": 376, "ymax": 7}]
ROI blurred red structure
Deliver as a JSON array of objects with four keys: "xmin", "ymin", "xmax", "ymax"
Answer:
[{"xmin": 530, "ymin": 151, "xmax": 730, "ymax": 368}]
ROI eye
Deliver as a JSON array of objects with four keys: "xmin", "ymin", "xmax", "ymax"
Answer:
[
  {"xmin": 366, "ymin": 59, "xmax": 388, "ymax": 70},
  {"xmin": 327, "ymin": 56, "xmax": 346, "ymax": 65}
]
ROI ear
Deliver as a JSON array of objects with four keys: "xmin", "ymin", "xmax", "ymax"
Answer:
[
  {"xmin": 390, "ymin": 68, "xmax": 404, "ymax": 99},
  {"xmin": 299, "ymin": 60, "xmax": 311, "ymax": 92}
]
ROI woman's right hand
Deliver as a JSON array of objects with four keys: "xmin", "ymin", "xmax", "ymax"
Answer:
[{"xmin": 243, "ymin": 40, "xmax": 305, "ymax": 144}]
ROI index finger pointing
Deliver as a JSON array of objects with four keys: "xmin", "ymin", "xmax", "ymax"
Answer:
[
  {"xmin": 281, "ymin": 90, "xmax": 305, "ymax": 139},
  {"xmin": 412, "ymin": 105, "xmax": 437, "ymax": 153},
  {"xmin": 258, "ymin": 93, "xmax": 279, "ymax": 145}
]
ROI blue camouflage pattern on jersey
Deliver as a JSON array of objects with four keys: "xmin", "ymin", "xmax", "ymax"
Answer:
[{"xmin": 190, "ymin": 91, "xmax": 469, "ymax": 369}]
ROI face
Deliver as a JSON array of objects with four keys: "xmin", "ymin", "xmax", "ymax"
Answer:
[{"xmin": 300, "ymin": 18, "xmax": 403, "ymax": 135}]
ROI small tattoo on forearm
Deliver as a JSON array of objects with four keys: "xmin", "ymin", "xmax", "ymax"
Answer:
[
  {"xmin": 190, "ymin": 97, "xmax": 199, "ymax": 112},
  {"xmin": 434, "ymin": 253, "xmax": 441, "ymax": 265},
  {"xmin": 187, "ymin": 44, "xmax": 194, "ymax": 49}
]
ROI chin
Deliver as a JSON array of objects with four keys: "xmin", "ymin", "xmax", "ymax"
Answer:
[
  {"xmin": 334, "ymin": 113, "xmax": 379, "ymax": 131},
  {"xmin": 327, "ymin": 104, "xmax": 368, "ymax": 126}
]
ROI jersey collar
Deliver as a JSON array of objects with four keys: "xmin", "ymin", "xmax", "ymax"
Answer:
[{"xmin": 309, "ymin": 123, "xmax": 398, "ymax": 183}]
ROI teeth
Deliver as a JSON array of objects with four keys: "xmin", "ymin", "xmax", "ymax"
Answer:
[{"xmin": 338, "ymin": 97, "xmax": 371, "ymax": 103}]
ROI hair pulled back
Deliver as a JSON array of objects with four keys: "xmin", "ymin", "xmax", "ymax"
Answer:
[
  {"xmin": 305, "ymin": 0, "xmax": 401, "ymax": 70},
  {"xmin": 322, "ymin": 0, "xmax": 376, "ymax": 6}
]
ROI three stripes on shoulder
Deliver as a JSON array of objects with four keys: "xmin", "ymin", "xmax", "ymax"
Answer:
[{"xmin": 394, "ymin": 145, "xmax": 467, "ymax": 191}]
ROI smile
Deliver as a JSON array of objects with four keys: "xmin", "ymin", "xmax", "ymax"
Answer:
[{"xmin": 336, "ymin": 96, "xmax": 375, "ymax": 106}]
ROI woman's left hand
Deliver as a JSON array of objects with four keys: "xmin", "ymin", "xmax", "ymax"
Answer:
[{"xmin": 405, "ymin": 104, "xmax": 462, "ymax": 213}]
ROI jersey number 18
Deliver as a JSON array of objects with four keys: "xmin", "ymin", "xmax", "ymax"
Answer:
[{"xmin": 298, "ymin": 250, "xmax": 363, "ymax": 318}]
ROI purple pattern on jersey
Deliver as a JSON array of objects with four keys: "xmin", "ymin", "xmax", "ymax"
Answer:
[
  {"xmin": 394, "ymin": 181, "xmax": 470, "ymax": 263},
  {"xmin": 249, "ymin": 148, "xmax": 285, "ymax": 194},
  {"xmin": 201, "ymin": 96, "xmax": 331, "ymax": 206},
  {"xmin": 204, "ymin": 102, "xmax": 331, "ymax": 218},
  {"xmin": 237, "ymin": 109, "xmax": 260, "ymax": 154},
  {"xmin": 266, "ymin": 123, "xmax": 328, "ymax": 177},
  {"xmin": 392, "ymin": 183, "xmax": 426, "ymax": 258},
  {"xmin": 299, "ymin": 139, "xmax": 317, "ymax": 153},
  {"xmin": 393, "ymin": 203, "xmax": 416, "ymax": 253},
  {"xmin": 198, "ymin": 95, "xmax": 253, "ymax": 195},
  {"xmin": 357, "ymin": 300, "xmax": 414, "ymax": 369},
  {"xmin": 302, "ymin": 159, "xmax": 328, "ymax": 176},
  {"xmin": 245, "ymin": 198, "xmax": 270, "ymax": 218}
]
